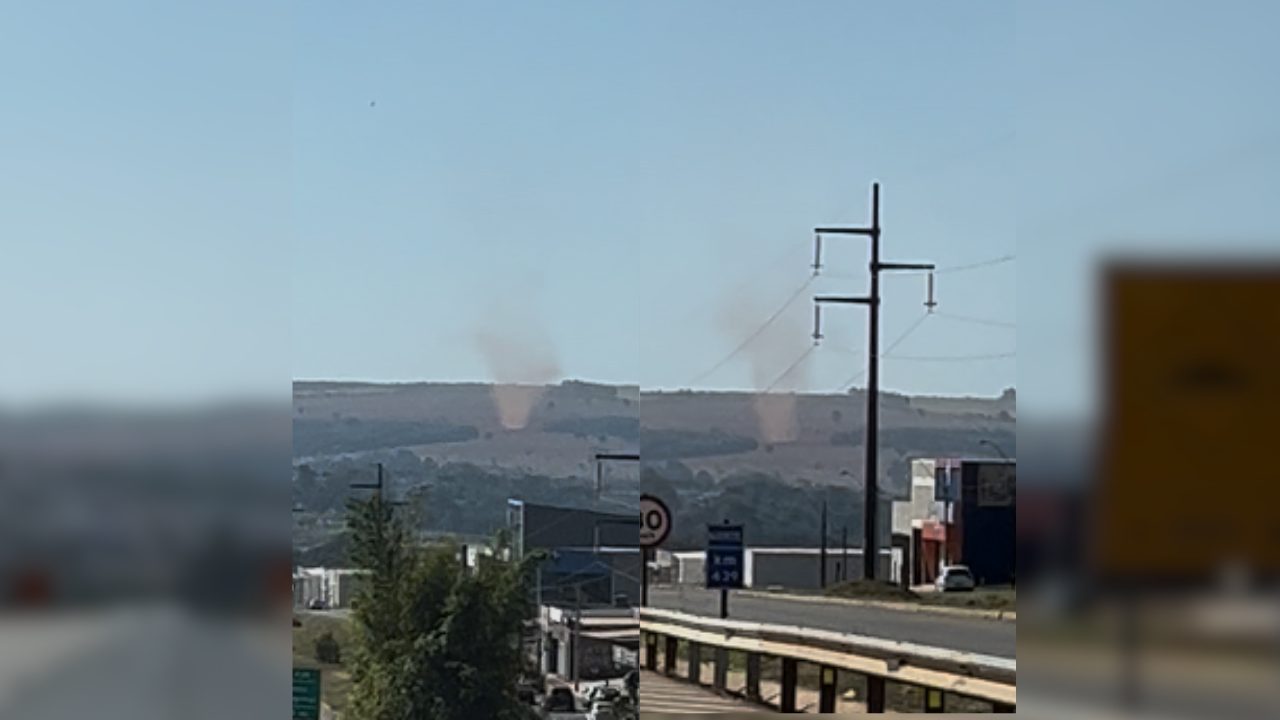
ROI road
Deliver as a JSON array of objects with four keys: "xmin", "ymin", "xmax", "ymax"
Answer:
[
  {"xmin": 639, "ymin": 670, "xmax": 762, "ymax": 716},
  {"xmin": 0, "ymin": 605, "xmax": 287, "ymax": 719},
  {"xmin": 648, "ymin": 586, "xmax": 1016, "ymax": 659}
]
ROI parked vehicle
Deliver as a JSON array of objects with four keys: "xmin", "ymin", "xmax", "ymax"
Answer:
[
  {"xmin": 623, "ymin": 670, "xmax": 638, "ymax": 702},
  {"xmin": 543, "ymin": 686, "xmax": 576, "ymax": 713},
  {"xmin": 308, "ymin": 598, "xmax": 327, "ymax": 610},
  {"xmin": 587, "ymin": 685, "xmax": 621, "ymax": 704},
  {"xmin": 936, "ymin": 565, "xmax": 976, "ymax": 592},
  {"xmin": 587, "ymin": 700, "xmax": 617, "ymax": 720}
]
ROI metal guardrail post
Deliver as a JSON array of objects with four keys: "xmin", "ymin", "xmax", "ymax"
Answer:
[
  {"xmin": 640, "ymin": 608, "xmax": 1016, "ymax": 711},
  {"xmin": 819, "ymin": 666, "xmax": 837, "ymax": 713},
  {"xmin": 745, "ymin": 653, "xmax": 761, "ymax": 702},
  {"xmin": 713, "ymin": 648, "xmax": 728, "ymax": 693},
  {"xmin": 780, "ymin": 658, "xmax": 798, "ymax": 713},
  {"xmin": 866, "ymin": 674, "xmax": 886, "ymax": 713}
]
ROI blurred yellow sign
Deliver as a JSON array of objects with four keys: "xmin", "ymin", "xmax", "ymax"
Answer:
[{"xmin": 1099, "ymin": 263, "xmax": 1280, "ymax": 581}]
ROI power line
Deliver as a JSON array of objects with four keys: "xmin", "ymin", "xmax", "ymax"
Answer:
[
  {"xmin": 933, "ymin": 311, "xmax": 1016, "ymax": 330},
  {"xmin": 721, "ymin": 238, "xmax": 812, "ymax": 297},
  {"xmin": 883, "ymin": 313, "xmax": 931, "ymax": 355},
  {"xmin": 827, "ymin": 253, "xmax": 1012, "ymax": 291},
  {"xmin": 762, "ymin": 345, "xmax": 817, "ymax": 393},
  {"xmin": 839, "ymin": 313, "xmax": 930, "ymax": 390},
  {"xmin": 689, "ymin": 275, "xmax": 815, "ymax": 386},
  {"xmin": 883, "ymin": 352, "xmax": 1016, "ymax": 362},
  {"xmin": 822, "ymin": 343, "xmax": 861, "ymax": 357},
  {"xmin": 935, "ymin": 254, "xmax": 1016, "ymax": 274}
]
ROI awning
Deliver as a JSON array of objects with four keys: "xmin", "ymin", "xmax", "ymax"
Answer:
[{"xmin": 581, "ymin": 628, "xmax": 640, "ymax": 643}]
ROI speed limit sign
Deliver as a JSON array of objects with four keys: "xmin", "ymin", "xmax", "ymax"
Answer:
[{"xmin": 639, "ymin": 494, "xmax": 671, "ymax": 548}]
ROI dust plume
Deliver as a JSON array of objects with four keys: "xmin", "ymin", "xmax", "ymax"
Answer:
[
  {"xmin": 715, "ymin": 281, "xmax": 812, "ymax": 444},
  {"xmin": 472, "ymin": 309, "xmax": 562, "ymax": 431}
]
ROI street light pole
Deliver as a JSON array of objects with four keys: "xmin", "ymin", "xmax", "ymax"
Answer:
[{"xmin": 592, "ymin": 452, "xmax": 640, "ymax": 501}]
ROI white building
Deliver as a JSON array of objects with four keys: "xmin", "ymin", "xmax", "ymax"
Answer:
[
  {"xmin": 668, "ymin": 547, "xmax": 898, "ymax": 590},
  {"xmin": 293, "ymin": 568, "xmax": 325, "ymax": 607},
  {"xmin": 322, "ymin": 568, "xmax": 368, "ymax": 608},
  {"xmin": 294, "ymin": 566, "xmax": 369, "ymax": 608}
]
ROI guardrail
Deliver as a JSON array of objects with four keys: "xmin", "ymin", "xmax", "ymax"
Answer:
[{"xmin": 640, "ymin": 607, "xmax": 1015, "ymax": 713}]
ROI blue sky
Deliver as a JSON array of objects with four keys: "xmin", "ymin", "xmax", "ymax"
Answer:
[
  {"xmin": 11, "ymin": 3, "xmax": 1276, "ymax": 407},
  {"xmin": 1018, "ymin": 1, "xmax": 1280, "ymax": 417},
  {"xmin": 2, "ymin": 2, "xmax": 291, "ymax": 405},
  {"xmin": 291, "ymin": 1, "xmax": 1016, "ymax": 397}
]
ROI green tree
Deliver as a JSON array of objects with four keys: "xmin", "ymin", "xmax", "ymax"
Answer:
[
  {"xmin": 345, "ymin": 495, "xmax": 542, "ymax": 720},
  {"xmin": 314, "ymin": 631, "xmax": 342, "ymax": 664}
]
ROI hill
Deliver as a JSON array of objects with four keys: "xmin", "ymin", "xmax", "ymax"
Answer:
[{"xmin": 291, "ymin": 380, "xmax": 1013, "ymax": 549}]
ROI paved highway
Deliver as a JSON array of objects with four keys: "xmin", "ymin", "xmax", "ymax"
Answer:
[
  {"xmin": 0, "ymin": 605, "xmax": 286, "ymax": 719},
  {"xmin": 648, "ymin": 586, "xmax": 1015, "ymax": 659}
]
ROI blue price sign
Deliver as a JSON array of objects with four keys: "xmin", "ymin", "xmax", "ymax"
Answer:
[{"xmin": 706, "ymin": 524, "xmax": 744, "ymax": 589}]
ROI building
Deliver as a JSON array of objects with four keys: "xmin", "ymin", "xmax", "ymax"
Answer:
[
  {"xmin": 893, "ymin": 457, "xmax": 1016, "ymax": 587},
  {"xmin": 668, "ymin": 547, "xmax": 897, "ymax": 590},
  {"xmin": 536, "ymin": 604, "xmax": 638, "ymax": 682},
  {"xmin": 293, "ymin": 567, "xmax": 325, "ymax": 608},
  {"xmin": 893, "ymin": 459, "xmax": 948, "ymax": 586},
  {"xmin": 292, "ymin": 566, "xmax": 369, "ymax": 608},
  {"xmin": 324, "ymin": 568, "xmax": 369, "ymax": 608},
  {"xmin": 507, "ymin": 499, "xmax": 641, "ymax": 606},
  {"xmin": 507, "ymin": 499, "xmax": 640, "ymax": 682}
]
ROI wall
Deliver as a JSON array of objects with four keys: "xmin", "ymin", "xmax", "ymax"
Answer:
[
  {"xmin": 676, "ymin": 551, "xmax": 892, "ymax": 589},
  {"xmin": 751, "ymin": 551, "xmax": 893, "ymax": 589},
  {"xmin": 519, "ymin": 502, "xmax": 637, "ymax": 552},
  {"xmin": 958, "ymin": 460, "xmax": 1016, "ymax": 586}
]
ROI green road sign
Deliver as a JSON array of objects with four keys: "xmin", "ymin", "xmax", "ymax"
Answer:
[{"xmin": 293, "ymin": 668, "xmax": 322, "ymax": 720}]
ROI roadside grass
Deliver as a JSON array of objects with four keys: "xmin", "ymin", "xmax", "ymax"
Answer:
[
  {"xmin": 293, "ymin": 614, "xmax": 357, "ymax": 715},
  {"xmin": 819, "ymin": 580, "xmax": 1017, "ymax": 612},
  {"xmin": 918, "ymin": 586, "xmax": 1016, "ymax": 611}
]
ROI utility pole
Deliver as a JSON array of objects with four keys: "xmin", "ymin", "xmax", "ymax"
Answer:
[
  {"xmin": 842, "ymin": 526, "xmax": 849, "ymax": 583},
  {"xmin": 350, "ymin": 463, "xmax": 408, "ymax": 583},
  {"xmin": 351, "ymin": 462, "xmax": 410, "ymax": 507},
  {"xmin": 819, "ymin": 501, "xmax": 828, "ymax": 589},
  {"xmin": 814, "ymin": 182, "xmax": 935, "ymax": 582},
  {"xmin": 592, "ymin": 452, "xmax": 640, "ymax": 501},
  {"xmin": 573, "ymin": 584, "xmax": 583, "ymax": 691}
]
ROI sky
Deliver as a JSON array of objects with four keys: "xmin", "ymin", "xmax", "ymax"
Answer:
[
  {"xmin": 1017, "ymin": 1, "xmax": 1280, "ymax": 418},
  {"xmin": 7, "ymin": 2, "xmax": 1278, "ymax": 408},
  {"xmin": 291, "ymin": 1, "xmax": 1016, "ymax": 398},
  {"xmin": 1, "ymin": 2, "xmax": 291, "ymax": 406}
]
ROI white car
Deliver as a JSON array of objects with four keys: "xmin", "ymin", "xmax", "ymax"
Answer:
[
  {"xmin": 936, "ymin": 565, "xmax": 976, "ymax": 592},
  {"xmin": 587, "ymin": 701, "xmax": 617, "ymax": 720}
]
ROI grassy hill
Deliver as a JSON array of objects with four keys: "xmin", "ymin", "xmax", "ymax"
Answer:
[{"xmin": 291, "ymin": 380, "xmax": 1013, "ymax": 548}]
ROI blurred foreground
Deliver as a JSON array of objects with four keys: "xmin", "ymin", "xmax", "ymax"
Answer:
[
  {"xmin": 0, "ymin": 406, "xmax": 289, "ymax": 718},
  {"xmin": 1018, "ymin": 257, "xmax": 1280, "ymax": 719}
]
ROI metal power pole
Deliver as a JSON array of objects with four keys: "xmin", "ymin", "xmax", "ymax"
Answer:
[
  {"xmin": 842, "ymin": 526, "xmax": 849, "ymax": 582},
  {"xmin": 819, "ymin": 501, "xmax": 828, "ymax": 589},
  {"xmin": 592, "ymin": 452, "xmax": 640, "ymax": 501},
  {"xmin": 814, "ymin": 183, "xmax": 934, "ymax": 582},
  {"xmin": 573, "ymin": 585, "xmax": 583, "ymax": 691},
  {"xmin": 351, "ymin": 463, "xmax": 409, "ymax": 512}
]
